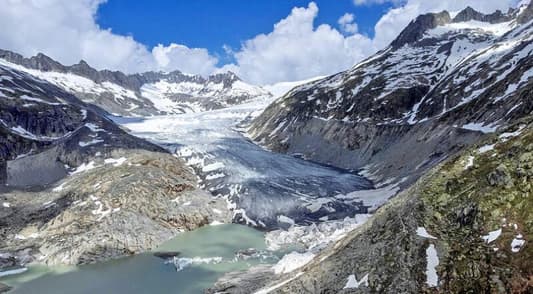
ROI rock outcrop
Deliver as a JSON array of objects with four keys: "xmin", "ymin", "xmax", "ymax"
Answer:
[
  {"xmin": 239, "ymin": 119, "xmax": 533, "ymax": 293},
  {"xmin": 0, "ymin": 150, "xmax": 231, "ymax": 267}
]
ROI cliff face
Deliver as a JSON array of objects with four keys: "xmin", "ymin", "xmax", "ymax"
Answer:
[
  {"xmin": 249, "ymin": 6, "xmax": 533, "ymax": 187},
  {"xmin": 0, "ymin": 62, "xmax": 162, "ymax": 187},
  {"xmin": 242, "ymin": 118, "xmax": 532, "ymax": 294}
]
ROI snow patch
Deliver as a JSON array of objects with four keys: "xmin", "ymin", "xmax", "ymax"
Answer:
[
  {"xmin": 343, "ymin": 273, "xmax": 369, "ymax": 289},
  {"xmin": 478, "ymin": 144, "xmax": 496, "ymax": 154},
  {"xmin": 417, "ymin": 227, "xmax": 437, "ymax": 239},
  {"xmin": 104, "ymin": 157, "xmax": 127, "ymax": 167},
  {"xmin": 71, "ymin": 161, "xmax": 97, "ymax": 174},
  {"xmin": 425, "ymin": 244, "xmax": 439, "ymax": 288},
  {"xmin": 511, "ymin": 236, "xmax": 525, "ymax": 253},
  {"xmin": 482, "ymin": 228, "xmax": 502, "ymax": 244},
  {"xmin": 272, "ymin": 251, "xmax": 315, "ymax": 274},
  {"xmin": 462, "ymin": 122, "xmax": 498, "ymax": 133}
]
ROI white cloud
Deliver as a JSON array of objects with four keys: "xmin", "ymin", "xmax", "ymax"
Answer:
[
  {"xmin": 338, "ymin": 13, "xmax": 359, "ymax": 34},
  {"xmin": 0, "ymin": 0, "xmax": 218, "ymax": 75},
  {"xmin": 152, "ymin": 44, "xmax": 218, "ymax": 76},
  {"xmin": 223, "ymin": 2, "xmax": 375, "ymax": 85}
]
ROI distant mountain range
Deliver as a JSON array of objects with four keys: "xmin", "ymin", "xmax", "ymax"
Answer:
[{"xmin": 0, "ymin": 49, "xmax": 271, "ymax": 117}]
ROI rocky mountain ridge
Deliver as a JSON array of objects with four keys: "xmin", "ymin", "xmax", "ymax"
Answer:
[
  {"xmin": 249, "ymin": 3, "xmax": 533, "ymax": 188},
  {"xmin": 0, "ymin": 50, "xmax": 271, "ymax": 116}
]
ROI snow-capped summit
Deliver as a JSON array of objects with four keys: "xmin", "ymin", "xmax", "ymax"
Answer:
[
  {"xmin": 0, "ymin": 49, "xmax": 272, "ymax": 116},
  {"xmin": 250, "ymin": 4, "xmax": 533, "ymax": 185}
]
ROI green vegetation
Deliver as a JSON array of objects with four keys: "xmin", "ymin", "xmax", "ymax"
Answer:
[{"xmin": 418, "ymin": 120, "xmax": 532, "ymax": 292}]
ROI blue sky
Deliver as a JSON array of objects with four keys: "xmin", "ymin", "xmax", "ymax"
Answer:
[{"xmin": 97, "ymin": 0, "xmax": 394, "ymax": 65}]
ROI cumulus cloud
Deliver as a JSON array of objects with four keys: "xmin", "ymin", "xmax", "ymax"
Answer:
[
  {"xmin": 0, "ymin": 0, "xmax": 218, "ymax": 75},
  {"xmin": 338, "ymin": 13, "xmax": 358, "ymax": 34},
  {"xmin": 223, "ymin": 3, "xmax": 375, "ymax": 85},
  {"xmin": 152, "ymin": 44, "xmax": 218, "ymax": 76}
]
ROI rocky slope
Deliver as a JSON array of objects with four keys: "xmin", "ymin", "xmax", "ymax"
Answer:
[
  {"xmin": 0, "ymin": 61, "xmax": 160, "ymax": 187},
  {"xmin": 249, "ymin": 4, "xmax": 533, "ymax": 188},
  {"xmin": 213, "ymin": 116, "xmax": 532, "ymax": 294},
  {"xmin": 0, "ymin": 58, "xmax": 231, "ymax": 270},
  {"xmin": 0, "ymin": 149, "xmax": 230, "ymax": 268},
  {"xmin": 0, "ymin": 51, "xmax": 271, "ymax": 116}
]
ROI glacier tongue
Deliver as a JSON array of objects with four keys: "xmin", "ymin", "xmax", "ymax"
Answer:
[{"xmin": 117, "ymin": 94, "xmax": 374, "ymax": 230}]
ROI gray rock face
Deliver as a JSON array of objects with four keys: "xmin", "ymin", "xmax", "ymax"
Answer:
[
  {"xmin": 0, "ymin": 150, "xmax": 231, "ymax": 267},
  {"xmin": 249, "ymin": 6, "xmax": 533, "ymax": 186},
  {"xmin": 518, "ymin": 1, "xmax": 533, "ymax": 24},
  {"xmin": 391, "ymin": 11, "xmax": 451, "ymax": 49},
  {"xmin": 0, "ymin": 62, "xmax": 163, "ymax": 188},
  {"xmin": 452, "ymin": 7, "xmax": 513, "ymax": 24},
  {"xmin": 206, "ymin": 265, "xmax": 276, "ymax": 294}
]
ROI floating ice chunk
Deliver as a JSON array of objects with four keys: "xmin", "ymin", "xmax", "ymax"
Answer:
[
  {"xmin": 169, "ymin": 256, "xmax": 223, "ymax": 272},
  {"xmin": 417, "ymin": 227, "xmax": 437, "ymax": 239},
  {"xmin": 343, "ymin": 273, "xmax": 369, "ymax": 289},
  {"xmin": 481, "ymin": 228, "xmax": 502, "ymax": 244},
  {"xmin": 0, "ymin": 267, "xmax": 28, "ymax": 277}
]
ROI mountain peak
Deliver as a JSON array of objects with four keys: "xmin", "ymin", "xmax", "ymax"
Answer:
[
  {"xmin": 452, "ymin": 6, "xmax": 511, "ymax": 24},
  {"xmin": 517, "ymin": 0, "xmax": 533, "ymax": 23},
  {"xmin": 29, "ymin": 52, "xmax": 65, "ymax": 72},
  {"xmin": 390, "ymin": 10, "xmax": 451, "ymax": 49}
]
